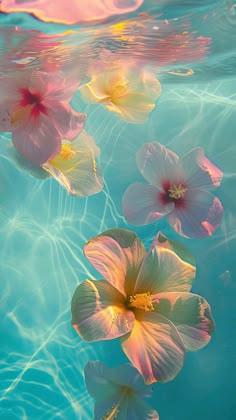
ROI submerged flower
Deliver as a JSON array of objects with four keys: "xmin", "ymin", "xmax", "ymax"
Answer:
[
  {"xmin": 85, "ymin": 361, "xmax": 159, "ymax": 420},
  {"xmin": 7, "ymin": 130, "xmax": 104, "ymax": 197},
  {"xmin": 122, "ymin": 142, "xmax": 223, "ymax": 238},
  {"xmin": 79, "ymin": 68, "xmax": 161, "ymax": 123},
  {"xmin": 0, "ymin": 69, "xmax": 86, "ymax": 165},
  {"xmin": 71, "ymin": 228, "xmax": 215, "ymax": 384}
]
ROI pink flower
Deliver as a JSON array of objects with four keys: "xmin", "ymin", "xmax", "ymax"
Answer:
[
  {"xmin": 85, "ymin": 361, "xmax": 159, "ymax": 419},
  {"xmin": 0, "ymin": 69, "xmax": 86, "ymax": 165},
  {"xmin": 122, "ymin": 142, "xmax": 223, "ymax": 238},
  {"xmin": 71, "ymin": 228, "xmax": 215, "ymax": 384}
]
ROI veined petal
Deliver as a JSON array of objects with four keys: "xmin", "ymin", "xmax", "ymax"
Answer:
[
  {"xmin": 122, "ymin": 183, "xmax": 173, "ymax": 226},
  {"xmin": 108, "ymin": 92, "xmax": 155, "ymax": 124},
  {"xmin": 121, "ymin": 311, "xmax": 185, "ymax": 384},
  {"xmin": 136, "ymin": 142, "xmax": 180, "ymax": 187},
  {"xmin": 71, "ymin": 279, "xmax": 134, "ymax": 342},
  {"xmin": 134, "ymin": 245, "xmax": 195, "ymax": 295},
  {"xmin": 84, "ymin": 229, "xmax": 146, "ymax": 296},
  {"xmin": 47, "ymin": 102, "xmax": 86, "ymax": 140},
  {"xmin": 109, "ymin": 364, "xmax": 152, "ymax": 396},
  {"xmin": 180, "ymin": 148, "xmax": 223, "ymax": 189},
  {"xmin": 12, "ymin": 114, "xmax": 61, "ymax": 165},
  {"xmin": 168, "ymin": 189, "xmax": 223, "ymax": 238},
  {"xmin": 155, "ymin": 292, "xmax": 215, "ymax": 351},
  {"xmin": 43, "ymin": 142, "xmax": 104, "ymax": 197},
  {"xmin": 94, "ymin": 393, "xmax": 159, "ymax": 420},
  {"xmin": 151, "ymin": 232, "xmax": 196, "ymax": 267},
  {"xmin": 79, "ymin": 80, "xmax": 110, "ymax": 104}
]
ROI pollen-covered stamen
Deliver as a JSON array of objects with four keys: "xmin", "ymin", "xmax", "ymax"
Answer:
[
  {"xmin": 128, "ymin": 292, "xmax": 154, "ymax": 312},
  {"xmin": 168, "ymin": 183, "xmax": 187, "ymax": 199},
  {"xmin": 59, "ymin": 143, "xmax": 77, "ymax": 161}
]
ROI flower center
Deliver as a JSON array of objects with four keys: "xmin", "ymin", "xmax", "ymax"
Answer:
[
  {"xmin": 127, "ymin": 292, "xmax": 154, "ymax": 312},
  {"xmin": 168, "ymin": 183, "xmax": 187, "ymax": 200},
  {"xmin": 59, "ymin": 144, "xmax": 77, "ymax": 161},
  {"xmin": 19, "ymin": 87, "xmax": 47, "ymax": 118}
]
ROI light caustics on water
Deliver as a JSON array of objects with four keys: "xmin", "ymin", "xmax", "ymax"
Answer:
[{"xmin": 0, "ymin": 1, "xmax": 236, "ymax": 419}]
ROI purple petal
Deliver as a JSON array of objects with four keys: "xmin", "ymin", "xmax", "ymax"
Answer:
[
  {"xmin": 47, "ymin": 102, "xmax": 86, "ymax": 140},
  {"xmin": 122, "ymin": 183, "xmax": 174, "ymax": 226},
  {"xmin": 180, "ymin": 148, "xmax": 223, "ymax": 189},
  {"xmin": 168, "ymin": 189, "xmax": 223, "ymax": 238},
  {"xmin": 12, "ymin": 114, "xmax": 61, "ymax": 165},
  {"xmin": 136, "ymin": 142, "xmax": 180, "ymax": 186},
  {"xmin": 71, "ymin": 279, "xmax": 134, "ymax": 341},
  {"xmin": 156, "ymin": 292, "xmax": 215, "ymax": 351}
]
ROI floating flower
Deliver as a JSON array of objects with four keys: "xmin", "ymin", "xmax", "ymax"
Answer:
[
  {"xmin": 85, "ymin": 361, "xmax": 159, "ymax": 420},
  {"xmin": 122, "ymin": 142, "xmax": 223, "ymax": 238},
  {"xmin": 71, "ymin": 228, "xmax": 215, "ymax": 384},
  {"xmin": 43, "ymin": 130, "xmax": 104, "ymax": 196},
  {"xmin": 0, "ymin": 69, "xmax": 86, "ymax": 165},
  {"xmin": 7, "ymin": 130, "xmax": 104, "ymax": 197},
  {"xmin": 79, "ymin": 68, "xmax": 161, "ymax": 124}
]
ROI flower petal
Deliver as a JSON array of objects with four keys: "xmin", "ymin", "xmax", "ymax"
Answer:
[
  {"xmin": 84, "ymin": 361, "xmax": 119, "ymax": 401},
  {"xmin": 85, "ymin": 361, "xmax": 153, "ymax": 399},
  {"xmin": 71, "ymin": 130, "xmax": 100, "ymax": 158},
  {"xmin": 120, "ymin": 311, "xmax": 185, "ymax": 384},
  {"xmin": 136, "ymin": 142, "xmax": 180, "ymax": 186},
  {"xmin": 71, "ymin": 279, "xmax": 134, "ymax": 341},
  {"xmin": 151, "ymin": 232, "xmax": 196, "ymax": 267},
  {"xmin": 168, "ymin": 189, "xmax": 223, "ymax": 238},
  {"xmin": 12, "ymin": 114, "xmax": 61, "ymax": 165},
  {"xmin": 180, "ymin": 148, "xmax": 223, "ymax": 189},
  {"xmin": 84, "ymin": 229, "xmax": 146, "ymax": 296},
  {"xmin": 43, "ymin": 143, "xmax": 104, "ymax": 197},
  {"xmin": 47, "ymin": 102, "xmax": 86, "ymax": 140},
  {"xmin": 94, "ymin": 393, "xmax": 159, "ymax": 420},
  {"xmin": 134, "ymin": 244, "xmax": 195, "ymax": 295},
  {"xmin": 155, "ymin": 292, "xmax": 215, "ymax": 351},
  {"xmin": 7, "ymin": 142, "xmax": 50, "ymax": 179},
  {"xmin": 108, "ymin": 92, "xmax": 155, "ymax": 124},
  {"xmin": 0, "ymin": 108, "xmax": 11, "ymax": 131},
  {"xmin": 122, "ymin": 183, "xmax": 174, "ymax": 226}
]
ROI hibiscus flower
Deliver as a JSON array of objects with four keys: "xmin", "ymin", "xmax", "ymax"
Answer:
[
  {"xmin": 85, "ymin": 361, "xmax": 159, "ymax": 420},
  {"xmin": 122, "ymin": 142, "xmax": 223, "ymax": 238},
  {"xmin": 0, "ymin": 69, "xmax": 86, "ymax": 165},
  {"xmin": 79, "ymin": 68, "xmax": 161, "ymax": 124},
  {"xmin": 7, "ymin": 130, "xmax": 104, "ymax": 197},
  {"xmin": 71, "ymin": 228, "xmax": 215, "ymax": 384}
]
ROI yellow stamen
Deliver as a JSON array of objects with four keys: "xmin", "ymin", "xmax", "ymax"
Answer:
[
  {"xmin": 59, "ymin": 143, "xmax": 77, "ymax": 161},
  {"xmin": 168, "ymin": 184, "xmax": 187, "ymax": 199},
  {"xmin": 128, "ymin": 292, "xmax": 154, "ymax": 312}
]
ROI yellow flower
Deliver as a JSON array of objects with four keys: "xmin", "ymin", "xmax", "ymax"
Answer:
[{"xmin": 79, "ymin": 68, "xmax": 161, "ymax": 124}]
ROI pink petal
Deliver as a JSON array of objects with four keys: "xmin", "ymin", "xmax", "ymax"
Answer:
[
  {"xmin": 168, "ymin": 189, "xmax": 223, "ymax": 238},
  {"xmin": 47, "ymin": 102, "xmax": 86, "ymax": 140},
  {"xmin": 12, "ymin": 114, "xmax": 61, "ymax": 165},
  {"xmin": 156, "ymin": 292, "xmax": 215, "ymax": 351},
  {"xmin": 122, "ymin": 183, "xmax": 174, "ymax": 226},
  {"xmin": 84, "ymin": 229, "xmax": 146, "ymax": 296},
  {"xmin": 0, "ymin": 108, "xmax": 11, "ymax": 131},
  {"xmin": 71, "ymin": 279, "xmax": 134, "ymax": 342},
  {"xmin": 120, "ymin": 311, "xmax": 185, "ymax": 384},
  {"xmin": 136, "ymin": 142, "xmax": 180, "ymax": 187},
  {"xmin": 134, "ymin": 242, "xmax": 196, "ymax": 295},
  {"xmin": 180, "ymin": 148, "xmax": 223, "ymax": 189}
]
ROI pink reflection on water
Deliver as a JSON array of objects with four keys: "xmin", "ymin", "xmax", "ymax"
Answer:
[{"xmin": 0, "ymin": 0, "xmax": 144, "ymax": 25}]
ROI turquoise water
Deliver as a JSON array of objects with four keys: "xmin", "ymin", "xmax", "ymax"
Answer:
[{"xmin": 0, "ymin": 1, "xmax": 236, "ymax": 419}]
